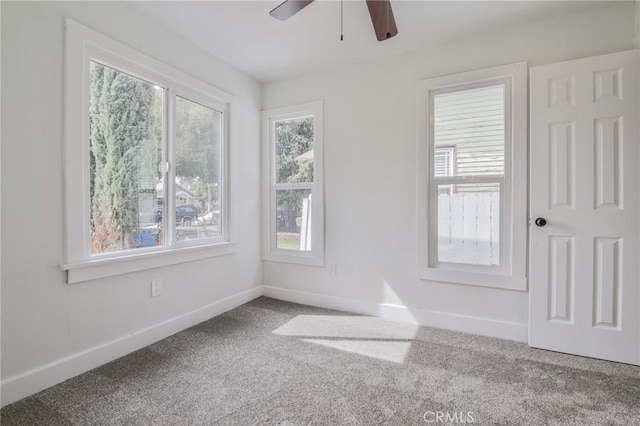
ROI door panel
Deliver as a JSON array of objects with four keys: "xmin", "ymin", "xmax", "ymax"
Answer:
[
  {"xmin": 548, "ymin": 235, "xmax": 573, "ymax": 323},
  {"xmin": 530, "ymin": 50, "xmax": 639, "ymax": 365},
  {"xmin": 549, "ymin": 122, "xmax": 574, "ymax": 209}
]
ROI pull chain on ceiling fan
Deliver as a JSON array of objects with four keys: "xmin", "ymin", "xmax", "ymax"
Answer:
[{"xmin": 269, "ymin": 0, "xmax": 398, "ymax": 42}]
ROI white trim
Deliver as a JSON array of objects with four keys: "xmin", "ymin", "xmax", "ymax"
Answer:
[
  {"xmin": 63, "ymin": 19, "xmax": 235, "ymax": 282},
  {"xmin": 416, "ymin": 62, "xmax": 528, "ymax": 291},
  {"xmin": 0, "ymin": 286, "xmax": 262, "ymax": 407},
  {"xmin": 0, "ymin": 284, "xmax": 529, "ymax": 407},
  {"xmin": 61, "ymin": 242, "xmax": 237, "ymax": 284},
  {"xmin": 262, "ymin": 101, "xmax": 325, "ymax": 267},
  {"xmin": 263, "ymin": 285, "xmax": 528, "ymax": 342},
  {"xmin": 70, "ymin": 20, "xmax": 233, "ymax": 105}
]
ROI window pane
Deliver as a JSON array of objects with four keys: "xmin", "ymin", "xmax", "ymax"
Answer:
[
  {"xmin": 174, "ymin": 96, "xmax": 223, "ymax": 242},
  {"xmin": 89, "ymin": 61, "xmax": 163, "ymax": 254},
  {"xmin": 275, "ymin": 117, "xmax": 314, "ymax": 184},
  {"xmin": 276, "ymin": 189, "xmax": 312, "ymax": 251},
  {"xmin": 437, "ymin": 183, "xmax": 500, "ymax": 266},
  {"xmin": 434, "ymin": 85, "xmax": 505, "ymax": 177}
]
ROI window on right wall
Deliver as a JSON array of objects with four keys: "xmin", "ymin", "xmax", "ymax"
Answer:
[{"xmin": 416, "ymin": 63, "xmax": 528, "ymax": 290}]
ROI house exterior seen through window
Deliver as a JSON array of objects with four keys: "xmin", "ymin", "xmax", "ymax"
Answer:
[
  {"xmin": 416, "ymin": 62, "xmax": 527, "ymax": 290},
  {"xmin": 434, "ymin": 146, "xmax": 454, "ymax": 196},
  {"xmin": 433, "ymin": 84, "xmax": 505, "ymax": 266}
]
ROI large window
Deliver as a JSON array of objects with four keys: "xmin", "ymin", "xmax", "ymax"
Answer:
[
  {"xmin": 416, "ymin": 63, "xmax": 527, "ymax": 290},
  {"xmin": 263, "ymin": 102, "xmax": 324, "ymax": 266},
  {"xmin": 63, "ymin": 20, "xmax": 233, "ymax": 283}
]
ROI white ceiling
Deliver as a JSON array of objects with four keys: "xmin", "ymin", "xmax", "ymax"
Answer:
[{"xmin": 130, "ymin": 1, "xmax": 614, "ymax": 82}]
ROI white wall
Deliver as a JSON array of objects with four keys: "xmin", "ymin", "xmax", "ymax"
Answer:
[
  {"xmin": 1, "ymin": 0, "xmax": 636, "ymax": 407},
  {"xmin": 635, "ymin": 0, "xmax": 640, "ymax": 47},
  {"xmin": 1, "ymin": 1, "xmax": 262, "ymax": 404},
  {"xmin": 262, "ymin": 3, "xmax": 636, "ymax": 339}
]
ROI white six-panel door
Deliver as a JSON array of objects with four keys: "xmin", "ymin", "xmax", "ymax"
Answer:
[{"xmin": 529, "ymin": 50, "xmax": 640, "ymax": 365}]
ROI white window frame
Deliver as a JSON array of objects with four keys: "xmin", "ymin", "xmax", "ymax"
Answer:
[
  {"xmin": 262, "ymin": 101, "xmax": 325, "ymax": 266},
  {"xmin": 61, "ymin": 19, "xmax": 236, "ymax": 284},
  {"xmin": 416, "ymin": 62, "xmax": 528, "ymax": 291}
]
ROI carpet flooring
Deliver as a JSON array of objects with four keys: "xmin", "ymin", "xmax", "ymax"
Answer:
[{"xmin": 1, "ymin": 297, "xmax": 639, "ymax": 425}]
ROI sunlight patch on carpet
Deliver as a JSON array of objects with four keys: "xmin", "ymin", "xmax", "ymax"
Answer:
[
  {"xmin": 272, "ymin": 315, "xmax": 419, "ymax": 339},
  {"xmin": 303, "ymin": 339, "xmax": 412, "ymax": 363}
]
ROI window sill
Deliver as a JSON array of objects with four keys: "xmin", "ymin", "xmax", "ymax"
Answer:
[
  {"xmin": 418, "ymin": 267, "xmax": 527, "ymax": 291},
  {"xmin": 263, "ymin": 252, "xmax": 325, "ymax": 267},
  {"xmin": 61, "ymin": 242, "xmax": 237, "ymax": 284}
]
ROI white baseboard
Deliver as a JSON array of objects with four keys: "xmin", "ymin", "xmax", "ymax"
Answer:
[
  {"xmin": 0, "ymin": 286, "xmax": 263, "ymax": 407},
  {"xmin": 263, "ymin": 285, "xmax": 528, "ymax": 343},
  {"xmin": 2, "ymin": 285, "xmax": 528, "ymax": 407}
]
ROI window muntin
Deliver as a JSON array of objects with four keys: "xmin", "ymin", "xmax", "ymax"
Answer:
[{"xmin": 431, "ymin": 83, "xmax": 507, "ymax": 267}]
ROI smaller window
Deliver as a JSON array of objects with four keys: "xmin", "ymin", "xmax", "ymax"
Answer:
[{"xmin": 263, "ymin": 102, "xmax": 324, "ymax": 266}]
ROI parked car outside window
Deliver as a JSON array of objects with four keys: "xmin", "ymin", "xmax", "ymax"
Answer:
[
  {"xmin": 153, "ymin": 203, "xmax": 200, "ymax": 225},
  {"xmin": 197, "ymin": 210, "xmax": 220, "ymax": 226}
]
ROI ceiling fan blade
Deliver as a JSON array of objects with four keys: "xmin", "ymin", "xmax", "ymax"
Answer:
[
  {"xmin": 270, "ymin": 0, "xmax": 315, "ymax": 21},
  {"xmin": 365, "ymin": 0, "xmax": 398, "ymax": 41}
]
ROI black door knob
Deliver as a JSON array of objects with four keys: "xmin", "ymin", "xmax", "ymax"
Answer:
[{"xmin": 535, "ymin": 217, "xmax": 547, "ymax": 227}]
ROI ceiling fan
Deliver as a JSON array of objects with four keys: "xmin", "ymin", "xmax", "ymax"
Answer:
[{"xmin": 270, "ymin": 0, "xmax": 398, "ymax": 42}]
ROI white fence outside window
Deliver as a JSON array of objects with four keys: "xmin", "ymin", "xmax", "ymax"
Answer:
[{"xmin": 437, "ymin": 191, "xmax": 500, "ymax": 266}]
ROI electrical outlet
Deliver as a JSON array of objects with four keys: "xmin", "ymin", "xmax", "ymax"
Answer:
[
  {"xmin": 328, "ymin": 263, "xmax": 337, "ymax": 276},
  {"xmin": 151, "ymin": 280, "xmax": 162, "ymax": 297}
]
